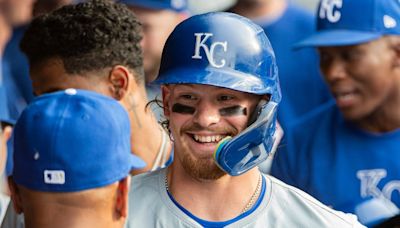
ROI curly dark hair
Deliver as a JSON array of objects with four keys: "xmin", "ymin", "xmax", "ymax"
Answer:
[{"xmin": 20, "ymin": 0, "xmax": 144, "ymax": 83}]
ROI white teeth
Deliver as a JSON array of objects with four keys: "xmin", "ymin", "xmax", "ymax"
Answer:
[
  {"xmin": 336, "ymin": 93, "xmax": 355, "ymax": 100},
  {"xmin": 193, "ymin": 134, "xmax": 225, "ymax": 143}
]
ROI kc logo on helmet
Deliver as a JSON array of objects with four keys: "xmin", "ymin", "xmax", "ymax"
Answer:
[
  {"xmin": 319, "ymin": 0, "xmax": 342, "ymax": 23},
  {"xmin": 192, "ymin": 33, "xmax": 228, "ymax": 68}
]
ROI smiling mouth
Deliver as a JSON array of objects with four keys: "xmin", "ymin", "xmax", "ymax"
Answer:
[
  {"xmin": 190, "ymin": 134, "xmax": 229, "ymax": 143},
  {"xmin": 335, "ymin": 92, "xmax": 356, "ymax": 99}
]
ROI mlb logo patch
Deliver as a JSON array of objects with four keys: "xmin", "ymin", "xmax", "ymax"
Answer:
[{"xmin": 44, "ymin": 170, "xmax": 65, "ymax": 184}]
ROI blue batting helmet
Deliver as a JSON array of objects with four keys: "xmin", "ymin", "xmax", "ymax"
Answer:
[
  {"xmin": 153, "ymin": 12, "xmax": 281, "ymax": 103},
  {"xmin": 154, "ymin": 12, "xmax": 283, "ymax": 176}
]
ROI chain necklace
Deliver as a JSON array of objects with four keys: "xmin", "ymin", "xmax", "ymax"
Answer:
[
  {"xmin": 164, "ymin": 173, "xmax": 262, "ymax": 214},
  {"xmin": 241, "ymin": 174, "xmax": 262, "ymax": 213}
]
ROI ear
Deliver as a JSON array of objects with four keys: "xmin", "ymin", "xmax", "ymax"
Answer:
[
  {"xmin": 8, "ymin": 177, "xmax": 23, "ymax": 214},
  {"xmin": 115, "ymin": 176, "xmax": 130, "ymax": 218},
  {"xmin": 263, "ymin": 94, "xmax": 271, "ymax": 102},
  {"xmin": 394, "ymin": 45, "xmax": 400, "ymax": 69},
  {"xmin": 108, "ymin": 66, "xmax": 131, "ymax": 101},
  {"xmin": 389, "ymin": 36, "xmax": 400, "ymax": 69},
  {"xmin": 161, "ymin": 85, "xmax": 171, "ymax": 118},
  {"xmin": 3, "ymin": 126, "xmax": 12, "ymax": 142}
]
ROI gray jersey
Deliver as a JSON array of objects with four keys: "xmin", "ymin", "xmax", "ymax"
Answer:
[
  {"xmin": 0, "ymin": 201, "xmax": 24, "ymax": 228},
  {"xmin": 126, "ymin": 168, "xmax": 365, "ymax": 228}
]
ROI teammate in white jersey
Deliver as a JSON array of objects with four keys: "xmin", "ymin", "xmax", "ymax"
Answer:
[{"xmin": 126, "ymin": 12, "xmax": 365, "ymax": 228}]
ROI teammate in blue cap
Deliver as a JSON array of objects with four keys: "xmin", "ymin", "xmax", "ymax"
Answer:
[
  {"xmin": 7, "ymin": 89, "xmax": 145, "ymax": 228},
  {"xmin": 126, "ymin": 12, "xmax": 364, "ymax": 227},
  {"xmin": 271, "ymin": 0, "xmax": 400, "ymax": 226},
  {"xmin": 119, "ymin": 0, "xmax": 189, "ymax": 122},
  {"xmin": 18, "ymin": 0, "xmax": 172, "ymax": 173},
  {"xmin": 228, "ymin": 0, "xmax": 331, "ymax": 133}
]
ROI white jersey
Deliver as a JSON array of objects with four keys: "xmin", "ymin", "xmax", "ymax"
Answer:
[{"xmin": 126, "ymin": 168, "xmax": 365, "ymax": 228}]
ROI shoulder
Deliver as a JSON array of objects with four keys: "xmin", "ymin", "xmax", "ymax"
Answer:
[
  {"xmin": 282, "ymin": 101, "xmax": 340, "ymax": 160},
  {"xmin": 287, "ymin": 101, "xmax": 338, "ymax": 136},
  {"xmin": 265, "ymin": 175, "xmax": 365, "ymax": 227},
  {"xmin": 127, "ymin": 168, "xmax": 202, "ymax": 228},
  {"xmin": 130, "ymin": 167, "xmax": 164, "ymax": 193},
  {"xmin": 127, "ymin": 169, "xmax": 165, "ymax": 227}
]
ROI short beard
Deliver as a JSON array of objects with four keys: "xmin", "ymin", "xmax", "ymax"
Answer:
[
  {"xmin": 181, "ymin": 153, "xmax": 226, "ymax": 180},
  {"xmin": 175, "ymin": 122, "xmax": 237, "ymax": 180}
]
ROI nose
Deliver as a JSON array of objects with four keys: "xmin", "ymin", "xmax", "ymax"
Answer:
[
  {"xmin": 319, "ymin": 48, "xmax": 346, "ymax": 83},
  {"xmin": 193, "ymin": 101, "xmax": 220, "ymax": 128},
  {"xmin": 320, "ymin": 56, "xmax": 347, "ymax": 84}
]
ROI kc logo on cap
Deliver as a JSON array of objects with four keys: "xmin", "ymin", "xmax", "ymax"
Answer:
[
  {"xmin": 319, "ymin": 0, "xmax": 343, "ymax": 23},
  {"xmin": 192, "ymin": 33, "xmax": 228, "ymax": 68},
  {"xmin": 295, "ymin": 0, "xmax": 400, "ymax": 48}
]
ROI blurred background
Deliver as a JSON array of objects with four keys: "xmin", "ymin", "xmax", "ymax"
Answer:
[{"xmin": 188, "ymin": 0, "xmax": 319, "ymax": 14}]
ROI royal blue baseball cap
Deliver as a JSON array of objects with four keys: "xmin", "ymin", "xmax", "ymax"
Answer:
[
  {"xmin": 12, "ymin": 89, "xmax": 146, "ymax": 192},
  {"xmin": 295, "ymin": 0, "xmax": 400, "ymax": 48},
  {"xmin": 118, "ymin": 0, "xmax": 188, "ymax": 12}
]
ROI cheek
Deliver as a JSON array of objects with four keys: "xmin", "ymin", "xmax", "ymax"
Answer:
[
  {"xmin": 226, "ymin": 115, "xmax": 250, "ymax": 132},
  {"xmin": 168, "ymin": 112, "xmax": 191, "ymax": 133},
  {"xmin": 356, "ymin": 60, "xmax": 393, "ymax": 92}
]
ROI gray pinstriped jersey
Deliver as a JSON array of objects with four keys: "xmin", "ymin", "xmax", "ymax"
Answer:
[{"xmin": 126, "ymin": 168, "xmax": 365, "ymax": 228}]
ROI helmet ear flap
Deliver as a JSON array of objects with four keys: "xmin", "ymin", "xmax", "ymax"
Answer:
[{"xmin": 213, "ymin": 101, "xmax": 280, "ymax": 176}]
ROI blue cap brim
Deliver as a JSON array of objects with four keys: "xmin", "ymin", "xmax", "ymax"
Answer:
[
  {"xmin": 0, "ymin": 118, "xmax": 16, "ymax": 126},
  {"xmin": 130, "ymin": 153, "xmax": 147, "ymax": 169},
  {"xmin": 294, "ymin": 30, "xmax": 382, "ymax": 49}
]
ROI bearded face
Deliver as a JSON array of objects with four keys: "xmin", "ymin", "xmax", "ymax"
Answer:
[{"xmin": 162, "ymin": 84, "xmax": 261, "ymax": 180}]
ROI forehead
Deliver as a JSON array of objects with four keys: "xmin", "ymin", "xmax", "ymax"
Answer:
[
  {"xmin": 29, "ymin": 58, "xmax": 102, "ymax": 95},
  {"xmin": 317, "ymin": 37, "xmax": 388, "ymax": 53}
]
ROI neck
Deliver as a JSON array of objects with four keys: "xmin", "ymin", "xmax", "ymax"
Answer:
[
  {"xmin": 127, "ymin": 85, "xmax": 171, "ymax": 174},
  {"xmin": 355, "ymin": 108, "xmax": 400, "ymax": 133},
  {"xmin": 24, "ymin": 208, "xmax": 124, "ymax": 228},
  {"xmin": 230, "ymin": 0, "xmax": 287, "ymax": 20},
  {"xmin": 167, "ymin": 161, "xmax": 262, "ymax": 221}
]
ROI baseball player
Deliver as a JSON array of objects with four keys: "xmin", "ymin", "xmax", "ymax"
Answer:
[
  {"xmin": 228, "ymin": 0, "xmax": 331, "ymax": 133},
  {"xmin": 18, "ymin": 0, "xmax": 172, "ymax": 173},
  {"xmin": 271, "ymin": 0, "xmax": 400, "ymax": 226},
  {"xmin": 8, "ymin": 89, "xmax": 145, "ymax": 228},
  {"xmin": 126, "ymin": 12, "xmax": 365, "ymax": 227}
]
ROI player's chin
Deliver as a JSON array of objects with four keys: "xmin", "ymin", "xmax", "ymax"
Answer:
[{"xmin": 181, "ymin": 153, "xmax": 225, "ymax": 180}]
